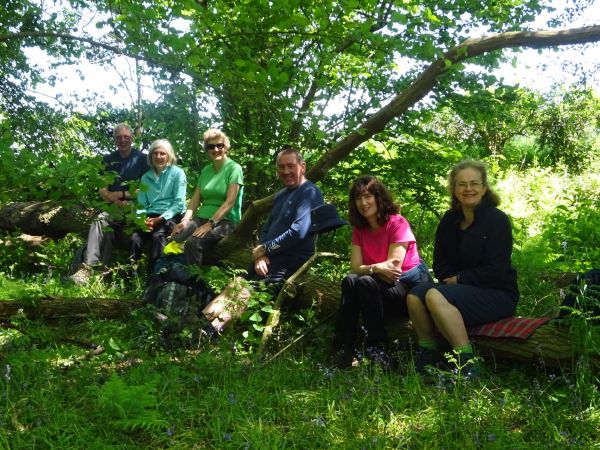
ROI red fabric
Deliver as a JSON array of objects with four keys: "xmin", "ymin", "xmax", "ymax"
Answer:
[{"xmin": 468, "ymin": 316, "xmax": 553, "ymax": 340}]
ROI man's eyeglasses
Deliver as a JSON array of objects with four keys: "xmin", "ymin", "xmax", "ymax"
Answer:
[
  {"xmin": 455, "ymin": 181, "xmax": 483, "ymax": 189},
  {"xmin": 205, "ymin": 143, "xmax": 225, "ymax": 150},
  {"xmin": 115, "ymin": 135, "xmax": 132, "ymax": 141}
]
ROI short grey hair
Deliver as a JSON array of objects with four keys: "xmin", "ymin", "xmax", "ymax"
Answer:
[
  {"xmin": 147, "ymin": 139, "xmax": 177, "ymax": 167},
  {"xmin": 113, "ymin": 123, "xmax": 133, "ymax": 139},
  {"xmin": 276, "ymin": 147, "xmax": 304, "ymax": 165}
]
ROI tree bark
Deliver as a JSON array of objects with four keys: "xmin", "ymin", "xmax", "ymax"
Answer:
[
  {"xmin": 0, "ymin": 201, "xmax": 95, "ymax": 238},
  {"xmin": 0, "ymin": 297, "xmax": 139, "ymax": 320}
]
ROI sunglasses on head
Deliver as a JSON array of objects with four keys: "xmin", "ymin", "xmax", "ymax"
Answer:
[{"xmin": 205, "ymin": 143, "xmax": 225, "ymax": 150}]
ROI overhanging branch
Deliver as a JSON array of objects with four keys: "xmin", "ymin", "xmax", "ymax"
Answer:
[{"xmin": 306, "ymin": 25, "xmax": 600, "ymax": 182}]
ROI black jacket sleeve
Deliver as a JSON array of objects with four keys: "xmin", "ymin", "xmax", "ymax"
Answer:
[{"xmin": 432, "ymin": 211, "xmax": 458, "ymax": 281}]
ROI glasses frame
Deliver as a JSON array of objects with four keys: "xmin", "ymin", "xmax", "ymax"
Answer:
[{"xmin": 455, "ymin": 181, "xmax": 484, "ymax": 190}]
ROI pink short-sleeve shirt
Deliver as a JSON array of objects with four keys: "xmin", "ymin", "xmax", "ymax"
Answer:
[{"xmin": 352, "ymin": 214, "xmax": 421, "ymax": 272}]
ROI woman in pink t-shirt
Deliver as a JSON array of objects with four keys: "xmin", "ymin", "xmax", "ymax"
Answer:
[{"xmin": 331, "ymin": 176, "xmax": 431, "ymax": 369}]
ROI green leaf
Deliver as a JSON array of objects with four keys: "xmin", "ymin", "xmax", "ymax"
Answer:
[{"xmin": 249, "ymin": 312, "xmax": 262, "ymax": 322}]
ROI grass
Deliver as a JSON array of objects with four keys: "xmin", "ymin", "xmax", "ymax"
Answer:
[
  {"xmin": 1, "ymin": 162, "xmax": 599, "ymax": 448},
  {"xmin": 1, "ymin": 301, "xmax": 599, "ymax": 449}
]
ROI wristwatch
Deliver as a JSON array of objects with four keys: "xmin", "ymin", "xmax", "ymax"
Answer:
[
  {"xmin": 208, "ymin": 218, "xmax": 217, "ymax": 228},
  {"xmin": 368, "ymin": 265, "xmax": 374, "ymax": 275}
]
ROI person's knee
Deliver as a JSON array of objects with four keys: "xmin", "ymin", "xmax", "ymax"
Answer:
[
  {"xmin": 424, "ymin": 288, "xmax": 449, "ymax": 313},
  {"xmin": 341, "ymin": 273, "xmax": 359, "ymax": 289},
  {"xmin": 130, "ymin": 233, "xmax": 142, "ymax": 246},
  {"xmin": 355, "ymin": 274, "xmax": 377, "ymax": 289},
  {"xmin": 151, "ymin": 232, "xmax": 165, "ymax": 246}
]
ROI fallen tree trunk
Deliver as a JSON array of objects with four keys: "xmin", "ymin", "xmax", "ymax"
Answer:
[
  {"xmin": 0, "ymin": 201, "xmax": 95, "ymax": 238},
  {"xmin": 2, "ymin": 287, "xmax": 597, "ymax": 370},
  {"xmin": 0, "ymin": 297, "xmax": 139, "ymax": 320},
  {"xmin": 384, "ymin": 318, "xmax": 598, "ymax": 369}
]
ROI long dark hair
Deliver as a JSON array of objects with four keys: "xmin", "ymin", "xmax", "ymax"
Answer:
[
  {"xmin": 348, "ymin": 176, "xmax": 400, "ymax": 228},
  {"xmin": 447, "ymin": 160, "xmax": 501, "ymax": 211}
]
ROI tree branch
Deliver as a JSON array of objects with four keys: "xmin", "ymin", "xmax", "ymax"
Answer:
[
  {"xmin": 307, "ymin": 26, "xmax": 600, "ymax": 182},
  {"xmin": 0, "ymin": 31, "xmax": 183, "ymax": 73}
]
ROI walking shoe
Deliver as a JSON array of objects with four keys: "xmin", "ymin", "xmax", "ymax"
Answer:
[
  {"xmin": 70, "ymin": 263, "xmax": 93, "ymax": 285},
  {"xmin": 192, "ymin": 314, "xmax": 220, "ymax": 349},
  {"xmin": 330, "ymin": 344, "xmax": 356, "ymax": 369},
  {"xmin": 414, "ymin": 347, "xmax": 441, "ymax": 374}
]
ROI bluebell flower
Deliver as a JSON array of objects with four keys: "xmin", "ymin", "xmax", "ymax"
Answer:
[{"xmin": 312, "ymin": 416, "xmax": 326, "ymax": 427}]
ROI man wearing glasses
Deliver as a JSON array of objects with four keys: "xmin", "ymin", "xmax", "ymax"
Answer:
[{"xmin": 71, "ymin": 123, "xmax": 149, "ymax": 285}]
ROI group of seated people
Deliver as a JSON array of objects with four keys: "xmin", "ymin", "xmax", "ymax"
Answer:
[{"xmin": 71, "ymin": 123, "xmax": 519, "ymax": 379}]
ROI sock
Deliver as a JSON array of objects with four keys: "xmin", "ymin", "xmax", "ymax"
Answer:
[
  {"xmin": 454, "ymin": 343, "xmax": 473, "ymax": 354},
  {"xmin": 419, "ymin": 339, "xmax": 437, "ymax": 350}
]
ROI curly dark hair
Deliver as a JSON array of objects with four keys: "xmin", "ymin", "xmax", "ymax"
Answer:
[{"xmin": 348, "ymin": 176, "xmax": 400, "ymax": 228}]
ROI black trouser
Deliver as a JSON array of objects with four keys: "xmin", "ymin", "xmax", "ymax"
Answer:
[
  {"xmin": 333, "ymin": 274, "xmax": 410, "ymax": 349},
  {"xmin": 131, "ymin": 214, "xmax": 181, "ymax": 274},
  {"xmin": 183, "ymin": 218, "xmax": 236, "ymax": 267}
]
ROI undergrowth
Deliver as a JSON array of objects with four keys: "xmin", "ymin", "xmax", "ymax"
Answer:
[{"xmin": 1, "ymin": 163, "xmax": 599, "ymax": 448}]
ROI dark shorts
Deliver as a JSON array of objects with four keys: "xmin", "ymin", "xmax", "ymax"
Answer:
[{"xmin": 409, "ymin": 282, "xmax": 517, "ymax": 327}]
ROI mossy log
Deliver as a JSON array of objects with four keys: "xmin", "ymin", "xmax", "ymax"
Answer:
[{"xmin": 0, "ymin": 297, "xmax": 140, "ymax": 320}]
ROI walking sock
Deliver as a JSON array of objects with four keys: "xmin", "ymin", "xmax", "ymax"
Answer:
[
  {"xmin": 453, "ymin": 343, "xmax": 473, "ymax": 355},
  {"xmin": 418, "ymin": 339, "xmax": 437, "ymax": 350}
]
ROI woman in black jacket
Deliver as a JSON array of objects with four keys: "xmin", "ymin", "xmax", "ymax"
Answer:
[{"xmin": 407, "ymin": 160, "xmax": 518, "ymax": 378}]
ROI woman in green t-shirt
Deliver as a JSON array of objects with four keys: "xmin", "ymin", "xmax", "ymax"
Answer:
[{"xmin": 171, "ymin": 129, "xmax": 244, "ymax": 266}]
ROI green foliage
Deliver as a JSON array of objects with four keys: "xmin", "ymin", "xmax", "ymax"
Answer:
[
  {"xmin": 96, "ymin": 372, "xmax": 168, "ymax": 432},
  {"xmin": 536, "ymin": 89, "xmax": 600, "ymax": 172},
  {"xmin": 0, "ymin": 0, "xmax": 560, "ymax": 206}
]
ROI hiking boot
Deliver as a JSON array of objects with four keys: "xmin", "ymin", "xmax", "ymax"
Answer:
[
  {"xmin": 456, "ymin": 352, "xmax": 480, "ymax": 380},
  {"xmin": 70, "ymin": 264, "xmax": 93, "ymax": 285},
  {"xmin": 192, "ymin": 315, "xmax": 220, "ymax": 349},
  {"xmin": 330, "ymin": 344, "xmax": 355, "ymax": 369},
  {"xmin": 414, "ymin": 347, "xmax": 441, "ymax": 375}
]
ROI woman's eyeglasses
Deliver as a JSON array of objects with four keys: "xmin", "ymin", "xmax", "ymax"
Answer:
[
  {"xmin": 455, "ymin": 181, "xmax": 483, "ymax": 189},
  {"xmin": 205, "ymin": 143, "xmax": 225, "ymax": 150}
]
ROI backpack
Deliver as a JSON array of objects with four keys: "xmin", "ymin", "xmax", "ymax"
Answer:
[
  {"xmin": 309, "ymin": 203, "xmax": 347, "ymax": 244},
  {"xmin": 142, "ymin": 253, "xmax": 214, "ymax": 332},
  {"xmin": 559, "ymin": 269, "xmax": 600, "ymax": 322}
]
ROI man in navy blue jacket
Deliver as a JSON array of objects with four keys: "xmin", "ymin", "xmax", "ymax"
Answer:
[
  {"xmin": 202, "ymin": 147, "xmax": 324, "ymax": 333},
  {"xmin": 71, "ymin": 123, "xmax": 149, "ymax": 285}
]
